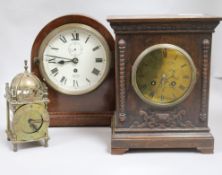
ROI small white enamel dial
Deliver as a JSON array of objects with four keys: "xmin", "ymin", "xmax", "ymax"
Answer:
[{"xmin": 38, "ymin": 23, "xmax": 111, "ymax": 95}]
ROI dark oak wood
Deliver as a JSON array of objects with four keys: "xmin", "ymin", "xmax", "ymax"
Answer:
[
  {"xmin": 108, "ymin": 15, "xmax": 221, "ymax": 154},
  {"xmin": 111, "ymin": 132, "xmax": 214, "ymax": 154},
  {"xmin": 31, "ymin": 15, "xmax": 115, "ymax": 126},
  {"xmin": 111, "ymin": 148, "xmax": 129, "ymax": 154}
]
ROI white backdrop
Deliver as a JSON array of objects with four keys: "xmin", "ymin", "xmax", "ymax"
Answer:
[
  {"xmin": 1, "ymin": 1, "xmax": 222, "ymax": 175},
  {"xmin": 1, "ymin": 1, "xmax": 222, "ymax": 93}
]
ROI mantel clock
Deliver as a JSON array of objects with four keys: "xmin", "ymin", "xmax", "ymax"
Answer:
[
  {"xmin": 108, "ymin": 15, "xmax": 221, "ymax": 154},
  {"xmin": 31, "ymin": 15, "xmax": 115, "ymax": 126}
]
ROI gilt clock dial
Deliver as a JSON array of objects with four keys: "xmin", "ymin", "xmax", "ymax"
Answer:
[
  {"xmin": 132, "ymin": 44, "xmax": 196, "ymax": 107},
  {"xmin": 39, "ymin": 23, "xmax": 111, "ymax": 95},
  {"xmin": 13, "ymin": 103, "xmax": 49, "ymax": 140}
]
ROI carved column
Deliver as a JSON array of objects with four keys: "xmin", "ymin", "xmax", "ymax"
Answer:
[
  {"xmin": 118, "ymin": 39, "xmax": 127, "ymax": 123},
  {"xmin": 200, "ymin": 39, "xmax": 210, "ymax": 122}
]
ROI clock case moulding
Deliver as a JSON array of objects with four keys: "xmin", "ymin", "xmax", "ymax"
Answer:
[
  {"xmin": 108, "ymin": 15, "xmax": 222, "ymax": 154},
  {"xmin": 31, "ymin": 15, "xmax": 115, "ymax": 126}
]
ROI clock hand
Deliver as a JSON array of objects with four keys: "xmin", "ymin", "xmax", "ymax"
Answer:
[
  {"xmin": 160, "ymin": 73, "xmax": 167, "ymax": 87},
  {"xmin": 72, "ymin": 58, "xmax": 79, "ymax": 64},
  {"xmin": 30, "ymin": 123, "xmax": 38, "ymax": 131},
  {"xmin": 47, "ymin": 60, "xmax": 71, "ymax": 65},
  {"xmin": 28, "ymin": 118, "xmax": 42, "ymax": 131},
  {"xmin": 153, "ymin": 74, "xmax": 168, "ymax": 93},
  {"xmin": 57, "ymin": 58, "xmax": 79, "ymax": 65},
  {"xmin": 28, "ymin": 119, "xmax": 42, "ymax": 123},
  {"xmin": 47, "ymin": 56, "xmax": 79, "ymax": 65},
  {"xmin": 45, "ymin": 54, "xmax": 73, "ymax": 61},
  {"xmin": 28, "ymin": 120, "xmax": 38, "ymax": 131}
]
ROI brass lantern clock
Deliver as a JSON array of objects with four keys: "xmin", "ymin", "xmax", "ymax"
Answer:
[
  {"xmin": 5, "ymin": 61, "xmax": 49, "ymax": 151},
  {"xmin": 108, "ymin": 15, "xmax": 222, "ymax": 154}
]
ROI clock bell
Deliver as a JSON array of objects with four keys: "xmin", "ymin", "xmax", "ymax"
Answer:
[{"xmin": 5, "ymin": 60, "xmax": 49, "ymax": 151}]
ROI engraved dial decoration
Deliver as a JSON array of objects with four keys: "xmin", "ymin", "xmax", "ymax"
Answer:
[
  {"xmin": 132, "ymin": 44, "xmax": 196, "ymax": 107},
  {"xmin": 39, "ymin": 23, "xmax": 111, "ymax": 95}
]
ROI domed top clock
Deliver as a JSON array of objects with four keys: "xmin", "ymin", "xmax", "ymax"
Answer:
[
  {"xmin": 108, "ymin": 15, "xmax": 222, "ymax": 154},
  {"xmin": 5, "ymin": 60, "xmax": 49, "ymax": 151},
  {"xmin": 31, "ymin": 15, "xmax": 115, "ymax": 126}
]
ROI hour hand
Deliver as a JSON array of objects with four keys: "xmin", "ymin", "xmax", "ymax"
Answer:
[
  {"xmin": 28, "ymin": 119, "xmax": 42, "ymax": 131},
  {"xmin": 28, "ymin": 119, "xmax": 42, "ymax": 123},
  {"xmin": 57, "ymin": 60, "xmax": 66, "ymax": 65},
  {"xmin": 47, "ymin": 57, "xmax": 79, "ymax": 65},
  {"xmin": 47, "ymin": 59, "xmax": 68, "ymax": 65}
]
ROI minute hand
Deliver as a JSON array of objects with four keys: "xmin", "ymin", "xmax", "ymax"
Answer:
[{"xmin": 45, "ymin": 54, "xmax": 73, "ymax": 61}]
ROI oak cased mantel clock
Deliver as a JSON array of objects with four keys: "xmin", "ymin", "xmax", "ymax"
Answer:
[
  {"xmin": 31, "ymin": 15, "xmax": 115, "ymax": 126},
  {"xmin": 108, "ymin": 16, "xmax": 221, "ymax": 154}
]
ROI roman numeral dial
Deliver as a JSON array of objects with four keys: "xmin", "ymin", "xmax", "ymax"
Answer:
[
  {"xmin": 40, "ymin": 23, "xmax": 111, "ymax": 95},
  {"xmin": 71, "ymin": 32, "xmax": 79, "ymax": 40},
  {"xmin": 133, "ymin": 44, "xmax": 196, "ymax": 107}
]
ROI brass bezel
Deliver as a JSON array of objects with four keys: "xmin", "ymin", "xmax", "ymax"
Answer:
[
  {"xmin": 38, "ymin": 23, "xmax": 111, "ymax": 95},
  {"xmin": 132, "ymin": 44, "xmax": 197, "ymax": 107}
]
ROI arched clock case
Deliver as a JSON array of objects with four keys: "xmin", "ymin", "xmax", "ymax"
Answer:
[{"xmin": 31, "ymin": 15, "xmax": 115, "ymax": 126}]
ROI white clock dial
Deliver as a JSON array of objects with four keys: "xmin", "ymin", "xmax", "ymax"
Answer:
[{"xmin": 39, "ymin": 24, "xmax": 111, "ymax": 95}]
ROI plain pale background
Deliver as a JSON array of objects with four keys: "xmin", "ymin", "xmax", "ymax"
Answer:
[{"xmin": 1, "ymin": 0, "xmax": 222, "ymax": 175}]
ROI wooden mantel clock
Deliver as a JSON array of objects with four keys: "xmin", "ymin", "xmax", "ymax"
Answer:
[
  {"xmin": 31, "ymin": 15, "xmax": 115, "ymax": 126},
  {"xmin": 108, "ymin": 15, "xmax": 221, "ymax": 154}
]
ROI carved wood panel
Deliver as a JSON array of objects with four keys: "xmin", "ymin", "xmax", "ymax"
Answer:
[{"xmin": 130, "ymin": 108, "xmax": 194, "ymax": 128}]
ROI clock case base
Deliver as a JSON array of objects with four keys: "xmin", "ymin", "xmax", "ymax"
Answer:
[
  {"xmin": 50, "ymin": 112, "xmax": 112, "ymax": 126},
  {"xmin": 6, "ymin": 129, "xmax": 49, "ymax": 152},
  {"xmin": 111, "ymin": 132, "xmax": 213, "ymax": 154}
]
